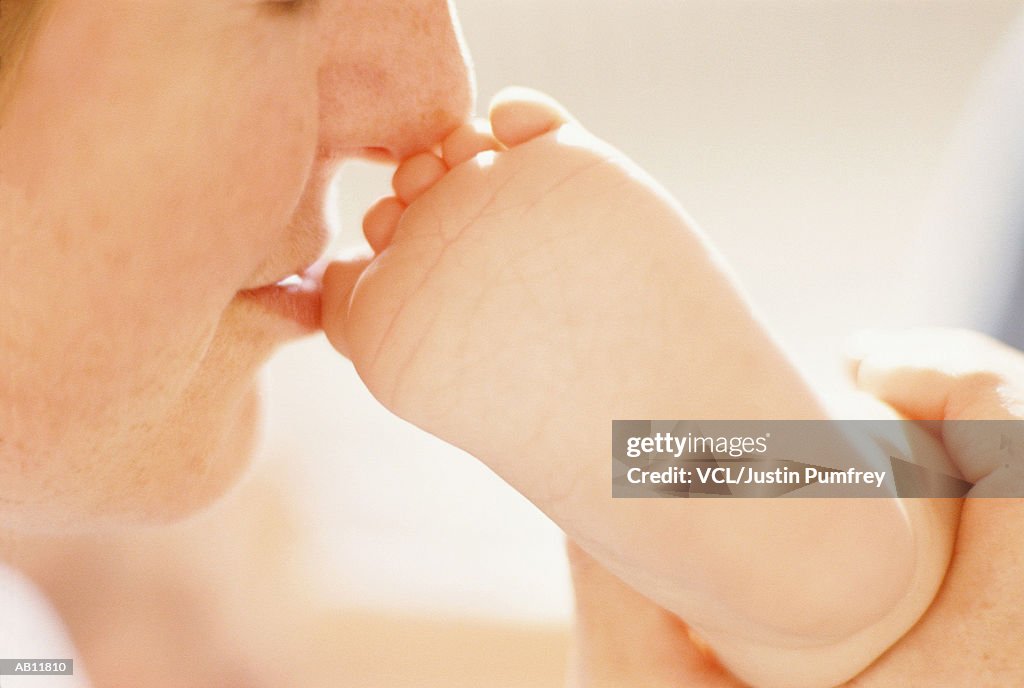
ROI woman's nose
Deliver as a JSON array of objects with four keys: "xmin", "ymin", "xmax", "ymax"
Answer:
[{"xmin": 317, "ymin": 0, "xmax": 474, "ymax": 161}]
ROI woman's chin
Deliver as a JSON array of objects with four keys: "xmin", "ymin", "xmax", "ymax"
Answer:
[
  {"xmin": 105, "ymin": 314, "xmax": 280, "ymax": 527},
  {"xmin": 2, "ymin": 311, "xmax": 282, "ymax": 532},
  {"xmin": 131, "ymin": 384, "xmax": 266, "ymax": 527},
  {"xmin": 29, "ymin": 384, "xmax": 265, "ymax": 533}
]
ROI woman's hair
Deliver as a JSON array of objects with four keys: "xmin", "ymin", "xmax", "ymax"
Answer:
[{"xmin": 0, "ymin": 0, "xmax": 50, "ymax": 109}]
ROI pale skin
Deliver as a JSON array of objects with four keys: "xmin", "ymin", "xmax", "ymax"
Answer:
[
  {"xmin": 0, "ymin": 0, "xmax": 473, "ymax": 528},
  {"xmin": 0, "ymin": 1, "xmax": 1021, "ymax": 686},
  {"xmin": 5, "ymin": 467, "xmax": 571, "ymax": 688},
  {"xmin": 323, "ymin": 92, "xmax": 960, "ymax": 686},
  {"xmin": 563, "ymin": 329, "xmax": 1024, "ymax": 687}
]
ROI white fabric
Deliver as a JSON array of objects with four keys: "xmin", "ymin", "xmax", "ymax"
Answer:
[{"xmin": 0, "ymin": 565, "xmax": 89, "ymax": 688}]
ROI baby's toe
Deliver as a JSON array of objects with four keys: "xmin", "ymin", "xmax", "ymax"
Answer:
[
  {"xmin": 392, "ymin": 152, "xmax": 447, "ymax": 205},
  {"xmin": 362, "ymin": 196, "xmax": 405, "ymax": 253},
  {"xmin": 489, "ymin": 86, "xmax": 575, "ymax": 148},
  {"xmin": 442, "ymin": 119, "xmax": 502, "ymax": 168}
]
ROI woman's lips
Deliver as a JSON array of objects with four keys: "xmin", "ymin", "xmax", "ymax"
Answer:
[{"xmin": 237, "ymin": 259, "xmax": 329, "ymax": 333}]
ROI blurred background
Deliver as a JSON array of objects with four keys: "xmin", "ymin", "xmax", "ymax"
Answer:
[{"xmin": 259, "ymin": 0, "xmax": 1024, "ymax": 626}]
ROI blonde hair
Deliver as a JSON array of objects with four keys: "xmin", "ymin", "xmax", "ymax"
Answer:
[{"xmin": 0, "ymin": 0, "xmax": 50, "ymax": 109}]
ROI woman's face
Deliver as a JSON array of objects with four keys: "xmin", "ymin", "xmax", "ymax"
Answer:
[{"xmin": 0, "ymin": 0, "xmax": 472, "ymax": 529}]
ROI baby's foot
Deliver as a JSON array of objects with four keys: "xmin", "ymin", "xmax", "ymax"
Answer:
[{"xmin": 322, "ymin": 89, "xmax": 957, "ymax": 688}]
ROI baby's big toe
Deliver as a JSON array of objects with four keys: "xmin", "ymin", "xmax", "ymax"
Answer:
[{"xmin": 489, "ymin": 86, "xmax": 576, "ymax": 148}]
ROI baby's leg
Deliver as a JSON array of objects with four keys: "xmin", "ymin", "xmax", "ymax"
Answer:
[{"xmin": 324, "ymin": 90, "xmax": 958, "ymax": 688}]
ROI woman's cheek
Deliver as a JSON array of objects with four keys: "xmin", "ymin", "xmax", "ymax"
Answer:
[
  {"xmin": 1, "ymin": 3, "xmax": 322, "ymax": 526},
  {"xmin": 165, "ymin": 64, "xmax": 318, "ymax": 292},
  {"xmin": 211, "ymin": 16, "xmax": 322, "ymax": 277},
  {"xmin": 25, "ymin": 0, "xmax": 321, "ymax": 298},
  {"xmin": 2, "ymin": 68, "xmax": 312, "ymax": 454}
]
